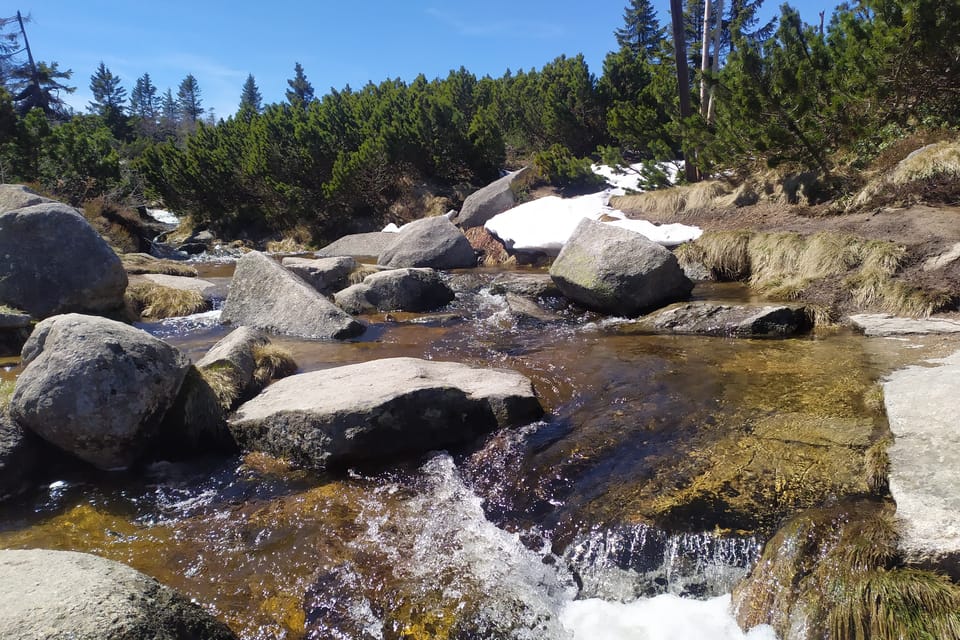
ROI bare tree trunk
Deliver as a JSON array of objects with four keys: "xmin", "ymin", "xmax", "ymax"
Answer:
[
  {"xmin": 670, "ymin": 0, "xmax": 699, "ymax": 183},
  {"xmin": 707, "ymin": 0, "xmax": 724, "ymax": 123},
  {"xmin": 700, "ymin": 0, "xmax": 713, "ymax": 116}
]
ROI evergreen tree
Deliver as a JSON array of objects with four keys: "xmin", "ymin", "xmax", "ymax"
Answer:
[
  {"xmin": 176, "ymin": 74, "xmax": 203, "ymax": 123},
  {"xmin": 129, "ymin": 72, "xmax": 159, "ymax": 121},
  {"xmin": 286, "ymin": 62, "xmax": 314, "ymax": 108},
  {"xmin": 159, "ymin": 87, "xmax": 179, "ymax": 135},
  {"xmin": 88, "ymin": 62, "xmax": 127, "ymax": 137},
  {"xmin": 11, "ymin": 60, "xmax": 74, "ymax": 118},
  {"xmin": 615, "ymin": 0, "xmax": 665, "ymax": 59},
  {"xmin": 239, "ymin": 73, "xmax": 262, "ymax": 116}
]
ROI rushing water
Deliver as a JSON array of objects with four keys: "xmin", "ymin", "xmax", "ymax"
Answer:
[{"xmin": 1, "ymin": 262, "xmax": 957, "ymax": 639}]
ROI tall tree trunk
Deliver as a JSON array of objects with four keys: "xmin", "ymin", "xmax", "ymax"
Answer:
[
  {"xmin": 707, "ymin": 0, "xmax": 724, "ymax": 123},
  {"xmin": 700, "ymin": 0, "xmax": 713, "ymax": 115},
  {"xmin": 670, "ymin": 0, "xmax": 699, "ymax": 183}
]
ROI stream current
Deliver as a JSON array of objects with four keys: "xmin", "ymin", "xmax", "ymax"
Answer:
[{"xmin": 1, "ymin": 261, "xmax": 955, "ymax": 640}]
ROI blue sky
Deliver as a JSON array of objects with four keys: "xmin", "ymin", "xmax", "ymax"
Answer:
[{"xmin": 17, "ymin": 0, "xmax": 839, "ymax": 121}]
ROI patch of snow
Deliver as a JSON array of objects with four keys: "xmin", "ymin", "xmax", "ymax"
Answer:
[
  {"xmin": 382, "ymin": 222, "xmax": 402, "ymax": 233},
  {"xmin": 484, "ymin": 191, "xmax": 701, "ymax": 255},
  {"xmin": 146, "ymin": 208, "xmax": 179, "ymax": 225},
  {"xmin": 591, "ymin": 161, "xmax": 684, "ymax": 193}
]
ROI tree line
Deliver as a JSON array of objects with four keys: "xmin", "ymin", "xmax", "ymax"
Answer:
[{"xmin": 0, "ymin": 0, "xmax": 958, "ymax": 240}]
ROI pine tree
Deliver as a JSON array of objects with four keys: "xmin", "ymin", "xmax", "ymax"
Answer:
[
  {"xmin": 11, "ymin": 60, "xmax": 74, "ymax": 118},
  {"xmin": 159, "ymin": 87, "xmax": 178, "ymax": 134},
  {"xmin": 615, "ymin": 0, "xmax": 665, "ymax": 59},
  {"xmin": 286, "ymin": 62, "xmax": 314, "ymax": 108},
  {"xmin": 239, "ymin": 73, "xmax": 262, "ymax": 116},
  {"xmin": 129, "ymin": 72, "xmax": 159, "ymax": 121},
  {"xmin": 88, "ymin": 62, "xmax": 127, "ymax": 136},
  {"xmin": 177, "ymin": 74, "xmax": 203, "ymax": 123}
]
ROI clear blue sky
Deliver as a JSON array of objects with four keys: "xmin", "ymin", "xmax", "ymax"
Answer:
[{"xmin": 16, "ymin": 0, "xmax": 839, "ymax": 121}]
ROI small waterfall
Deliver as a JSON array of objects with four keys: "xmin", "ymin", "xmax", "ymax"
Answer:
[{"xmin": 563, "ymin": 524, "xmax": 764, "ymax": 601}]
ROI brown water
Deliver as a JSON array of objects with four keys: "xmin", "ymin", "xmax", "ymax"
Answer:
[{"xmin": 2, "ymin": 265, "xmax": 958, "ymax": 639}]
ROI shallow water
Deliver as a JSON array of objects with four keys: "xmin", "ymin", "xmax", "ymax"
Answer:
[{"xmin": 2, "ymin": 265, "xmax": 959, "ymax": 639}]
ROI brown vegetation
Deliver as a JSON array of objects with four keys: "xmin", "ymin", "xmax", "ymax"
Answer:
[
  {"xmin": 121, "ymin": 253, "xmax": 198, "ymax": 277},
  {"xmin": 125, "ymin": 282, "xmax": 208, "ymax": 320}
]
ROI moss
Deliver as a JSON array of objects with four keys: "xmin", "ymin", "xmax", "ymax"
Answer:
[
  {"xmin": 125, "ymin": 282, "xmax": 208, "ymax": 320},
  {"xmin": 0, "ymin": 304, "xmax": 26, "ymax": 316}
]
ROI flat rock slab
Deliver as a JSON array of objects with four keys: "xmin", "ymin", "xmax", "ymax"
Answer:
[
  {"xmin": 315, "ymin": 232, "xmax": 397, "ymax": 259},
  {"xmin": 229, "ymin": 357, "xmax": 543, "ymax": 469},
  {"xmin": 637, "ymin": 302, "xmax": 811, "ymax": 337},
  {"xmin": 884, "ymin": 349, "xmax": 960, "ymax": 578},
  {"xmin": 0, "ymin": 549, "xmax": 236, "ymax": 639},
  {"xmin": 848, "ymin": 314, "xmax": 960, "ymax": 336},
  {"xmin": 136, "ymin": 274, "xmax": 219, "ymax": 301}
]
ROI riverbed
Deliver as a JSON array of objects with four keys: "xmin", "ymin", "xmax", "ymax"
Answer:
[{"xmin": 1, "ymin": 261, "xmax": 957, "ymax": 639}]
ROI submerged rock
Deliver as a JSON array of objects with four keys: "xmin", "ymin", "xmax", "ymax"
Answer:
[
  {"xmin": 636, "ymin": 302, "xmax": 811, "ymax": 337},
  {"xmin": 452, "ymin": 168, "xmax": 529, "ymax": 229},
  {"xmin": 0, "ymin": 549, "xmax": 237, "ymax": 639},
  {"xmin": 229, "ymin": 357, "xmax": 543, "ymax": 469},
  {"xmin": 10, "ymin": 314, "xmax": 191, "ymax": 470},
  {"xmin": 549, "ymin": 218, "xmax": 692, "ymax": 317},
  {"xmin": 334, "ymin": 267, "xmax": 454, "ymax": 314},
  {"xmin": 378, "ymin": 216, "xmax": 476, "ymax": 269},
  {"xmin": 0, "ymin": 203, "xmax": 128, "ymax": 318},
  {"xmin": 281, "ymin": 256, "xmax": 357, "ymax": 295},
  {"xmin": 221, "ymin": 251, "xmax": 364, "ymax": 340},
  {"xmin": 884, "ymin": 349, "xmax": 960, "ymax": 578}
]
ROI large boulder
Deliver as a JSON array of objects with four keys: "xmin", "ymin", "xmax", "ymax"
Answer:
[
  {"xmin": 0, "ymin": 549, "xmax": 237, "ymax": 639},
  {"xmin": 636, "ymin": 302, "xmax": 811, "ymax": 337},
  {"xmin": 229, "ymin": 357, "xmax": 543, "ymax": 469},
  {"xmin": 549, "ymin": 218, "xmax": 692, "ymax": 316},
  {"xmin": 334, "ymin": 268, "xmax": 454, "ymax": 314},
  {"xmin": 221, "ymin": 251, "xmax": 365, "ymax": 340},
  {"xmin": 315, "ymin": 232, "xmax": 397, "ymax": 259},
  {"xmin": 0, "ymin": 184, "xmax": 55, "ymax": 213},
  {"xmin": 452, "ymin": 169, "xmax": 529, "ymax": 229},
  {"xmin": 9, "ymin": 314, "xmax": 191, "ymax": 470},
  {"xmin": 378, "ymin": 217, "xmax": 476, "ymax": 269},
  {"xmin": 281, "ymin": 256, "xmax": 357, "ymax": 295},
  {"xmin": 0, "ymin": 203, "xmax": 128, "ymax": 318}
]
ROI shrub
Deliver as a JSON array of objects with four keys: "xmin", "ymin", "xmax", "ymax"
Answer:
[{"xmin": 532, "ymin": 144, "xmax": 605, "ymax": 190}]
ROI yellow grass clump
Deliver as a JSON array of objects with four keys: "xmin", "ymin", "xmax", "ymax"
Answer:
[
  {"xmin": 611, "ymin": 180, "xmax": 733, "ymax": 219},
  {"xmin": 0, "ymin": 379, "xmax": 14, "ymax": 411},
  {"xmin": 252, "ymin": 344, "xmax": 298, "ymax": 389},
  {"xmin": 852, "ymin": 139, "xmax": 960, "ymax": 208},
  {"xmin": 347, "ymin": 264, "xmax": 382, "ymax": 285},
  {"xmin": 121, "ymin": 253, "xmax": 198, "ymax": 277},
  {"xmin": 125, "ymin": 282, "xmax": 208, "ymax": 320},
  {"xmin": 683, "ymin": 230, "xmax": 949, "ymax": 317}
]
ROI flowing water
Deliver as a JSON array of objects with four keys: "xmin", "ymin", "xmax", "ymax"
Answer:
[{"xmin": 1, "ymin": 262, "xmax": 957, "ymax": 639}]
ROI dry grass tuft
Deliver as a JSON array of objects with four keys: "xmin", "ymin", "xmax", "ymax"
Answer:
[
  {"xmin": 852, "ymin": 139, "xmax": 960, "ymax": 209},
  {"xmin": 121, "ymin": 253, "xmax": 198, "ymax": 277},
  {"xmin": 0, "ymin": 304, "xmax": 25, "ymax": 316},
  {"xmin": 126, "ymin": 282, "xmax": 208, "ymax": 320},
  {"xmin": 347, "ymin": 264, "xmax": 381, "ymax": 285},
  {"xmin": 685, "ymin": 230, "xmax": 944, "ymax": 317},
  {"xmin": 266, "ymin": 237, "xmax": 309, "ymax": 254},
  {"xmin": 197, "ymin": 364, "xmax": 241, "ymax": 411},
  {"xmin": 252, "ymin": 344, "xmax": 298, "ymax": 389},
  {"xmin": 611, "ymin": 180, "xmax": 733, "ymax": 219}
]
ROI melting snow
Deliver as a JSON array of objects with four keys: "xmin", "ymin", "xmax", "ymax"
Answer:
[{"xmin": 484, "ymin": 190, "xmax": 701, "ymax": 255}]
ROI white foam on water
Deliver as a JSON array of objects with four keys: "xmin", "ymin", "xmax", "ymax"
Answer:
[
  {"xmin": 146, "ymin": 208, "xmax": 179, "ymax": 224},
  {"xmin": 560, "ymin": 594, "xmax": 777, "ymax": 640}
]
